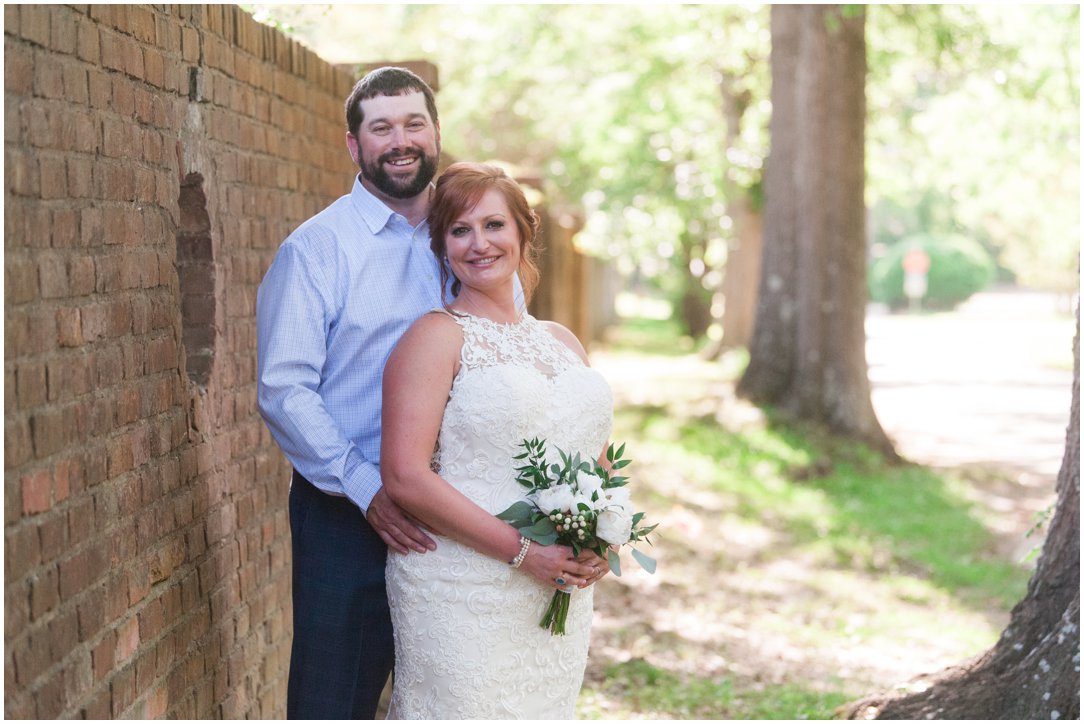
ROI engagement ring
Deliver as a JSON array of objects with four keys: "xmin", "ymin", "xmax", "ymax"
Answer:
[{"xmin": 554, "ymin": 576, "xmax": 567, "ymax": 586}]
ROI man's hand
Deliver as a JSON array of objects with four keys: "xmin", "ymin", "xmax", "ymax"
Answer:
[
  {"xmin": 366, "ymin": 487, "xmax": 437, "ymax": 555},
  {"xmin": 575, "ymin": 548, "xmax": 611, "ymax": 588}
]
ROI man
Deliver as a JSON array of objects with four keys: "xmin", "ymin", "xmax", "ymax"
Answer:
[{"xmin": 256, "ymin": 66, "xmax": 445, "ymax": 719}]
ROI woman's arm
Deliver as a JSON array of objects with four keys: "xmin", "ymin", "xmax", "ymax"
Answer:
[{"xmin": 381, "ymin": 313, "xmax": 595, "ymax": 588}]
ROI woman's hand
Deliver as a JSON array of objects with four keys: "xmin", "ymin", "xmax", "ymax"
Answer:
[
  {"xmin": 519, "ymin": 542, "xmax": 597, "ymax": 590},
  {"xmin": 574, "ymin": 549, "xmax": 610, "ymax": 589}
]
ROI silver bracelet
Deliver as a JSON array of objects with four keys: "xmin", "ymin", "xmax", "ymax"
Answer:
[{"xmin": 510, "ymin": 536, "xmax": 531, "ymax": 568}]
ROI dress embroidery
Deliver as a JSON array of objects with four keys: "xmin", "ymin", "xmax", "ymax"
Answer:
[{"xmin": 386, "ymin": 312, "xmax": 613, "ymax": 719}]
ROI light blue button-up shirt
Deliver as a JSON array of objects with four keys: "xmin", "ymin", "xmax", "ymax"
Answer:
[{"xmin": 256, "ymin": 175, "xmax": 449, "ymax": 513}]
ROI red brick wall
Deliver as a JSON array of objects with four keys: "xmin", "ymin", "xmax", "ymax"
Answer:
[{"xmin": 4, "ymin": 5, "xmax": 356, "ymax": 717}]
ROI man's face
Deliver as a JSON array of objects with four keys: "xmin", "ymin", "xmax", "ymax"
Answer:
[{"xmin": 348, "ymin": 92, "xmax": 440, "ymax": 201}]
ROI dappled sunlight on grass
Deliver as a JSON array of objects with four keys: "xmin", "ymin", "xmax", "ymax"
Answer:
[{"xmin": 578, "ymin": 316, "xmax": 1032, "ymax": 719}]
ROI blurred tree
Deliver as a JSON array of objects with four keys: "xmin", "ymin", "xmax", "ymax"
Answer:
[
  {"xmin": 865, "ymin": 5, "xmax": 1079, "ymax": 293},
  {"xmin": 246, "ymin": 3, "xmax": 1077, "ymax": 320},
  {"xmin": 738, "ymin": 5, "xmax": 894, "ymax": 455},
  {"xmin": 844, "ymin": 314, "xmax": 1079, "ymax": 719}
]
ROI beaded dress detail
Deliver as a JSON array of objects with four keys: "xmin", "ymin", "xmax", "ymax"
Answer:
[{"xmin": 386, "ymin": 311, "xmax": 613, "ymax": 719}]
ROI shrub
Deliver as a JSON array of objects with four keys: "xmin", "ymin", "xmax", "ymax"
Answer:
[{"xmin": 869, "ymin": 233, "xmax": 996, "ymax": 310}]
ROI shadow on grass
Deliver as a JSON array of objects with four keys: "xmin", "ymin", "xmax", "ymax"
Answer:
[
  {"xmin": 625, "ymin": 404, "xmax": 1030, "ymax": 612},
  {"xmin": 583, "ymin": 658, "xmax": 850, "ymax": 720}
]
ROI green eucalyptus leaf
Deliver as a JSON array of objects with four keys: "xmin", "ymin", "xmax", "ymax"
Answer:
[
  {"xmin": 607, "ymin": 548, "xmax": 622, "ymax": 576},
  {"xmin": 630, "ymin": 548, "xmax": 657, "ymax": 574}
]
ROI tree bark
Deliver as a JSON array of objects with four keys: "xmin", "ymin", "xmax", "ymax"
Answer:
[
  {"xmin": 737, "ymin": 5, "xmax": 894, "ymax": 456},
  {"xmin": 842, "ymin": 312, "xmax": 1080, "ymax": 720},
  {"xmin": 718, "ymin": 196, "xmax": 762, "ymax": 351}
]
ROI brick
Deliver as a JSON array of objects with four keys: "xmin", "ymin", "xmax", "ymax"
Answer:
[
  {"xmin": 4, "ymin": 4, "xmax": 19, "ymax": 37},
  {"xmin": 59, "ymin": 541, "xmax": 107, "ymax": 601},
  {"xmin": 33, "ymin": 52, "xmax": 64, "ymax": 99},
  {"xmin": 47, "ymin": 607, "xmax": 79, "ymax": 661},
  {"xmin": 53, "ymin": 457, "xmax": 74, "ymax": 501},
  {"xmin": 39, "ymin": 154, "xmax": 67, "ymax": 200},
  {"xmin": 35, "ymin": 669, "xmax": 65, "ymax": 718},
  {"xmin": 82, "ymin": 687, "xmax": 112, "ymax": 719},
  {"xmin": 92, "ymin": 632, "xmax": 114, "ymax": 680},
  {"xmin": 5, "ymin": 524, "xmax": 41, "ymax": 580},
  {"xmin": 143, "ymin": 46, "xmax": 165, "ymax": 88},
  {"xmin": 13, "ymin": 630, "xmax": 50, "ymax": 687},
  {"xmin": 101, "ymin": 117, "xmax": 129, "ymax": 159},
  {"xmin": 76, "ymin": 16, "xmax": 100, "ymax": 63},
  {"xmin": 66, "ymin": 156, "xmax": 93, "ymax": 198},
  {"xmin": 5, "ymin": 40, "xmax": 34, "ymax": 96},
  {"xmin": 20, "ymin": 4, "xmax": 50, "ymax": 47},
  {"xmin": 80, "ymin": 207, "xmax": 103, "ymax": 246},
  {"xmin": 77, "ymin": 591, "xmax": 105, "ymax": 642},
  {"xmin": 129, "ymin": 5, "xmax": 156, "ymax": 43},
  {"xmin": 5, "ymin": 417, "xmax": 33, "ymax": 471},
  {"xmin": 49, "ymin": 5, "xmax": 77, "ymax": 54},
  {"xmin": 30, "ymin": 407, "xmax": 67, "ymax": 458},
  {"xmin": 112, "ymin": 74, "xmax": 136, "ymax": 117},
  {"xmin": 116, "ymin": 616, "xmax": 139, "ymax": 662},
  {"xmin": 67, "ymin": 496, "xmax": 94, "ymax": 547},
  {"xmin": 29, "ymin": 565, "xmax": 59, "ymax": 620},
  {"xmin": 87, "ymin": 67, "xmax": 111, "ymax": 109},
  {"xmin": 38, "ymin": 254, "xmax": 68, "ymax": 299},
  {"xmin": 66, "ymin": 255, "xmax": 94, "ymax": 296},
  {"xmin": 99, "ymin": 28, "xmax": 123, "ymax": 72},
  {"xmin": 20, "ymin": 468, "xmax": 52, "ymax": 515},
  {"xmin": 111, "ymin": 663, "xmax": 136, "ymax": 716},
  {"xmin": 39, "ymin": 512, "xmax": 68, "ymax": 563},
  {"xmin": 56, "ymin": 307, "xmax": 83, "ymax": 348},
  {"xmin": 181, "ymin": 26, "xmax": 199, "ymax": 63},
  {"xmin": 51, "ymin": 207, "xmax": 80, "ymax": 248},
  {"xmin": 6, "ymin": 148, "xmax": 40, "ymax": 197},
  {"xmin": 6, "ymin": 255, "xmax": 38, "ymax": 304}
]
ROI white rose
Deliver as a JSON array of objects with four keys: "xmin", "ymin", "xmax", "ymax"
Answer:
[
  {"xmin": 576, "ymin": 472, "xmax": 605, "ymax": 503},
  {"xmin": 533, "ymin": 483, "xmax": 576, "ymax": 514},
  {"xmin": 596, "ymin": 507, "xmax": 634, "ymax": 545},
  {"xmin": 602, "ymin": 486, "xmax": 632, "ymax": 512}
]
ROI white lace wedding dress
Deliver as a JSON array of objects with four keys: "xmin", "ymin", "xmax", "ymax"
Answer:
[{"xmin": 386, "ymin": 311, "xmax": 613, "ymax": 720}]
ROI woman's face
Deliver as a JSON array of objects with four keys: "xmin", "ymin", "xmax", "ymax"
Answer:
[{"xmin": 445, "ymin": 188, "xmax": 522, "ymax": 294}]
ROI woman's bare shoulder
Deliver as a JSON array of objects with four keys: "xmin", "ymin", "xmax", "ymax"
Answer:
[{"xmin": 540, "ymin": 320, "xmax": 590, "ymax": 365}]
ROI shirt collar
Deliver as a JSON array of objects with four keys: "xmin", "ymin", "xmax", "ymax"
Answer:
[
  {"xmin": 350, "ymin": 174, "xmax": 397, "ymax": 235},
  {"xmin": 349, "ymin": 174, "xmax": 434, "ymax": 235}
]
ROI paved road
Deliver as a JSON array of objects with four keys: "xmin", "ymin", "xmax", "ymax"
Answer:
[
  {"xmin": 866, "ymin": 288, "xmax": 1075, "ymax": 553},
  {"xmin": 867, "ymin": 288, "xmax": 1075, "ymax": 483}
]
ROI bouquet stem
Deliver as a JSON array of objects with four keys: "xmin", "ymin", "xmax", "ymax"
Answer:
[{"xmin": 540, "ymin": 589, "xmax": 572, "ymax": 635}]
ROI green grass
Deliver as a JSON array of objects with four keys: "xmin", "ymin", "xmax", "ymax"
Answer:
[
  {"xmin": 620, "ymin": 404, "xmax": 1028, "ymax": 610},
  {"xmin": 581, "ymin": 659, "xmax": 850, "ymax": 720},
  {"xmin": 578, "ymin": 313, "xmax": 1034, "ymax": 719}
]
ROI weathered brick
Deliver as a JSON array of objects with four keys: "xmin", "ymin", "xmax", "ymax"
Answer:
[
  {"xmin": 39, "ymin": 154, "xmax": 67, "ymax": 200},
  {"xmin": 75, "ymin": 16, "xmax": 100, "ymax": 64},
  {"xmin": 48, "ymin": 5, "xmax": 77, "ymax": 55},
  {"xmin": 20, "ymin": 468, "xmax": 52, "ymax": 515},
  {"xmin": 20, "ymin": 4, "xmax": 50, "ymax": 47},
  {"xmin": 56, "ymin": 307, "xmax": 83, "ymax": 348},
  {"xmin": 51, "ymin": 207, "xmax": 80, "ymax": 248},
  {"xmin": 67, "ymin": 156, "xmax": 94, "ymax": 197},
  {"xmin": 38, "ymin": 254, "xmax": 68, "ymax": 299}
]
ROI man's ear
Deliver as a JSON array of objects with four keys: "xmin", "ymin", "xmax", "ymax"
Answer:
[{"xmin": 346, "ymin": 132, "xmax": 359, "ymax": 166}]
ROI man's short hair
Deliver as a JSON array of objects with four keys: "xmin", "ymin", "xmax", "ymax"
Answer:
[{"xmin": 345, "ymin": 66, "xmax": 439, "ymax": 138}]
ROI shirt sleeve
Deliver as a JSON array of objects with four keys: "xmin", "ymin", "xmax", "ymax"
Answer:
[{"xmin": 256, "ymin": 236, "xmax": 383, "ymax": 513}]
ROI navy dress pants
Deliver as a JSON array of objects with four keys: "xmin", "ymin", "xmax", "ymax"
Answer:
[{"xmin": 286, "ymin": 471, "xmax": 394, "ymax": 719}]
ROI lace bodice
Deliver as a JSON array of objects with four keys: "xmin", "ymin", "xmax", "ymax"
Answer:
[{"xmin": 386, "ymin": 311, "xmax": 613, "ymax": 719}]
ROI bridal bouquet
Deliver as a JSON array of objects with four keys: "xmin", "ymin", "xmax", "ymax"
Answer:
[{"xmin": 497, "ymin": 438, "xmax": 658, "ymax": 635}]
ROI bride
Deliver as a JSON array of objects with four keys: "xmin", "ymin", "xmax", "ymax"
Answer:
[{"xmin": 380, "ymin": 162, "xmax": 614, "ymax": 719}]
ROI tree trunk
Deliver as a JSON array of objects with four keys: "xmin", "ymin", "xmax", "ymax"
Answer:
[
  {"xmin": 842, "ymin": 312, "xmax": 1080, "ymax": 720},
  {"xmin": 737, "ymin": 5, "xmax": 894, "ymax": 456},
  {"xmin": 705, "ymin": 70, "xmax": 762, "ymax": 356},
  {"xmin": 718, "ymin": 196, "xmax": 762, "ymax": 351}
]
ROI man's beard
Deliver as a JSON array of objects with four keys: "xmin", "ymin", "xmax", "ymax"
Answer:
[{"xmin": 360, "ymin": 147, "xmax": 439, "ymax": 200}]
